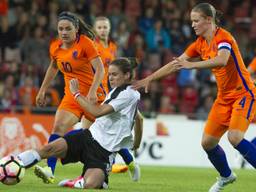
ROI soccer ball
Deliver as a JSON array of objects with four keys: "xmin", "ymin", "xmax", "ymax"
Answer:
[{"xmin": 0, "ymin": 155, "xmax": 25, "ymax": 185}]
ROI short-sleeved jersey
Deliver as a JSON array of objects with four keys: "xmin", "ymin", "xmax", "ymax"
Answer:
[
  {"xmin": 248, "ymin": 57, "xmax": 256, "ymax": 73},
  {"xmin": 95, "ymin": 38, "xmax": 117, "ymax": 93},
  {"xmin": 185, "ymin": 27, "xmax": 255, "ymax": 99},
  {"xmin": 50, "ymin": 35, "xmax": 102, "ymax": 97},
  {"xmin": 90, "ymin": 85, "xmax": 140, "ymax": 152}
]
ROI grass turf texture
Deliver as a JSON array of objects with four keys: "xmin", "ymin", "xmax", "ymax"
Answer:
[{"xmin": 0, "ymin": 163, "xmax": 255, "ymax": 192}]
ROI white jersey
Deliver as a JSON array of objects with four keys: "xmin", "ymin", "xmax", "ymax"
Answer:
[{"xmin": 90, "ymin": 85, "xmax": 140, "ymax": 152}]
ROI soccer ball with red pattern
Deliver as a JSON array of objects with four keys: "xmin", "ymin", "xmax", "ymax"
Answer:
[{"xmin": 0, "ymin": 155, "xmax": 25, "ymax": 185}]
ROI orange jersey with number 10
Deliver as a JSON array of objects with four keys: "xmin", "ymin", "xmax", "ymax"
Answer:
[
  {"xmin": 50, "ymin": 35, "xmax": 106, "ymax": 101},
  {"xmin": 185, "ymin": 27, "xmax": 255, "ymax": 99}
]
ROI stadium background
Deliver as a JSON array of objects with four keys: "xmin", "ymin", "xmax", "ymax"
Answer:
[
  {"xmin": 1, "ymin": 0, "xmax": 256, "ymax": 191},
  {"xmin": 1, "ymin": 0, "xmax": 256, "ymax": 162}
]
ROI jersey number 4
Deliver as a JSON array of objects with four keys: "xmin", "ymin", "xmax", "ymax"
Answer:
[
  {"xmin": 239, "ymin": 96, "xmax": 246, "ymax": 108},
  {"xmin": 61, "ymin": 61, "xmax": 72, "ymax": 72}
]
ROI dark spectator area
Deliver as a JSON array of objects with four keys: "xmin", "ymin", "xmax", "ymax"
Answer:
[{"xmin": 1, "ymin": 0, "xmax": 256, "ymax": 119}]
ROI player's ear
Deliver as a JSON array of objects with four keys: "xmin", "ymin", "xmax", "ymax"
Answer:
[
  {"xmin": 124, "ymin": 72, "xmax": 130, "ymax": 81},
  {"xmin": 206, "ymin": 16, "xmax": 212, "ymax": 24}
]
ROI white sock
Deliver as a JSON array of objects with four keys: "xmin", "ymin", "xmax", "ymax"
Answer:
[
  {"xmin": 17, "ymin": 150, "xmax": 41, "ymax": 168},
  {"xmin": 74, "ymin": 177, "xmax": 85, "ymax": 189}
]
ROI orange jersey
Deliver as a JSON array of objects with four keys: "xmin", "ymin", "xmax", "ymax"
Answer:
[
  {"xmin": 248, "ymin": 57, "xmax": 256, "ymax": 72},
  {"xmin": 95, "ymin": 38, "xmax": 117, "ymax": 93},
  {"xmin": 50, "ymin": 35, "xmax": 105, "ymax": 98},
  {"xmin": 185, "ymin": 27, "xmax": 255, "ymax": 99}
]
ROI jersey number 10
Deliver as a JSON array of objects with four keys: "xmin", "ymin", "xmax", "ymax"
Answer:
[{"xmin": 61, "ymin": 62, "xmax": 72, "ymax": 72}]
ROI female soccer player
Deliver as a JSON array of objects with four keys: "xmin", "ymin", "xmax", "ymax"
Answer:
[
  {"xmin": 35, "ymin": 11, "xmax": 105, "ymax": 181},
  {"xmin": 75, "ymin": 17, "xmax": 140, "ymax": 179},
  {"xmin": 17, "ymin": 58, "xmax": 141, "ymax": 189},
  {"xmin": 81, "ymin": 16, "xmax": 117, "ymax": 129},
  {"xmin": 133, "ymin": 3, "xmax": 256, "ymax": 192},
  {"xmin": 93, "ymin": 16, "xmax": 140, "ymax": 178}
]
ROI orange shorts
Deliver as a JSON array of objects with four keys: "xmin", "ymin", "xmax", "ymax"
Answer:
[
  {"xmin": 58, "ymin": 94, "xmax": 104, "ymax": 122},
  {"xmin": 204, "ymin": 92, "xmax": 256, "ymax": 138}
]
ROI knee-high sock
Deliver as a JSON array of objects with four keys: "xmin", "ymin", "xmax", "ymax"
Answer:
[
  {"xmin": 17, "ymin": 150, "xmax": 41, "ymax": 168},
  {"xmin": 65, "ymin": 128, "xmax": 83, "ymax": 136},
  {"xmin": 205, "ymin": 145, "xmax": 231, "ymax": 177},
  {"xmin": 47, "ymin": 129, "xmax": 83, "ymax": 174},
  {"xmin": 235, "ymin": 139, "xmax": 256, "ymax": 168},
  {"xmin": 251, "ymin": 137, "xmax": 256, "ymax": 146},
  {"xmin": 47, "ymin": 134, "xmax": 60, "ymax": 174},
  {"xmin": 118, "ymin": 148, "xmax": 134, "ymax": 165}
]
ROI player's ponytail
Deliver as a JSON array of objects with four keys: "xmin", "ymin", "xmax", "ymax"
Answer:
[
  {"xmin": 215, "ymin": 10, "xmax": 223, "ymax": 26},
  {"xmin": 127, "ymin": 57, "xmax": 138, "ymax": 70},
  {"xmin": 128, "ymin": 57, "xmax": 138, "ymax": 80},
  {"xmin": 76, "ymin": 16, "xmax": 95, "ymax": 40}
]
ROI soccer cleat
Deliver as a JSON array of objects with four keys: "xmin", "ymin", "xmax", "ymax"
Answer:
[
  {"xmin": 58, "ymin": 176, "xmax": 109, "ymax": 189},
  {"xmin": 128, "ymin": 162, "xmax": 140, "ymax": 182},
  {"xmin": 34, "ymin": 165, "xmax": 55, "ymax": 184},
  {"xmin": 111, "ymin": 164, "xmax": 128, "ymax": 173},
  {"xmin": 208, "ymin": 172, "xmax": 237, "ymax": 192},
  {"xmin": 58, "ymin": 176, "xmax": 84, "ymax": 188}
]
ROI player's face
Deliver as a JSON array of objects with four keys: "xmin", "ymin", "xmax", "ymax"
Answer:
[
  {"xmin": 94, "ymin": 20, "xmax": 110, "ymax": 41},
  {"xmin": 190, "ymin": 11, "xmax": 211, "ymax": 36},
  {"xmin": 58, "ymin": 20, "xmax": 78, "ymax": 44},
  {"xmin": 109, "ymin": 65, "xmax": 130, "ymax": 88}
]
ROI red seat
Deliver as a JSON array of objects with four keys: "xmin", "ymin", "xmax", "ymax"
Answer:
[
  {"xmin": 163, "ymin": 86, "xmax": 179, "ymax": 105},
  {"xmin": 125, "ymin": 0, "xmax": 141, "ymax": 17},
  {"xmin": 161, "ymin": 73, "xmax": 177, "ymax": 89},
  {"xmin": 162, "ymin": 49, "xmax": 176, "ymax": 64},
  {"xmin": 179, "ymin": 87, "xmax": 198, "ymax": 114},
  {"xmin": 106, "ymin": 0, "xmax": 122, "ymax": 14}
]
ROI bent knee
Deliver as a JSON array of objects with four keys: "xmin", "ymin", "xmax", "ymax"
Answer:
[
  {"xmin": 85, "ymin": 181, "xmax": 102, "ymax": 189},
  {"xmin": 227, "ymin": 131, "xmax": 243, "ymax": 147},
  {"xmin": 201, "ymin": 140, "xmax": 212, "ymax": 151},
  {"xmin": 39, "ymin": 145, "xmax": 54, "ymax": 158},
  {"xmin": 201, "ymin": 137, "xmax": 219, "ymax": 151},
  {"xmin": 53, "ymin": 122, "xmax": 68, "ymax": 136}
]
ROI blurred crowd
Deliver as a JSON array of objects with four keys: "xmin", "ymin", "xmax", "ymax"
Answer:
[{"xmin": 0, "ymin": 0, "xmax": 256, "ymax": 119}]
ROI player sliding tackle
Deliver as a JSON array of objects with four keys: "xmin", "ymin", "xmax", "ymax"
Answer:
[{"xmin": 11, "ymin": 58, "xmax": 142, "ymax": 189}]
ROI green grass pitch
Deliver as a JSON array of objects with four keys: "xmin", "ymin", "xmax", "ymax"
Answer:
[{"xmin": 0, "ymin": 163, "xmax": 255, "ymax": 192}]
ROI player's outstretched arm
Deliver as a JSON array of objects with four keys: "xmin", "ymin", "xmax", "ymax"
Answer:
[
  {"xmin": 132, "ymin": 54, "xmax": 189, "ymax": 92},
  {"xmin": 174, "ymin": 49, "xmax": 230, "ymax": 70},
  {"xmin": 36, "ymin": 60, "xmax": 59, "ymax": 107}
]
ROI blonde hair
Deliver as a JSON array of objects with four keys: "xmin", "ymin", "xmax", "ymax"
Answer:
[
  {"xmin": 192, "ymin": 3, "xmax": 223, "ymax": 25},
  {"xmin": 94, "ymin": 16, "xmax": 111, "ymax": 27}
]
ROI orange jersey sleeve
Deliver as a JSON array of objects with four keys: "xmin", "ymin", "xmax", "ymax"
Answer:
[
  {"xmin": 248, "ymin": 57, "xmax": 256, "ymax": 72},
  {"xmin": 49, "ymin": 35, "xmax": 100, "ymax": 97},
  {"xmin": 187, "ymin": 28, "xmax": 254, "ymax": 98},
  {"xmin": 185, "ymin": 41, "xmax": 200, "ymax": 58}
]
